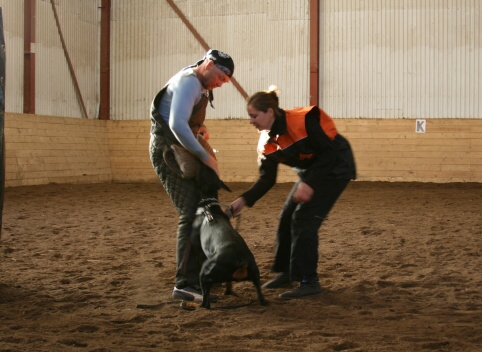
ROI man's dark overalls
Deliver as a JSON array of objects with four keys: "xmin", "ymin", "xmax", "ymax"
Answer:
[{"xmin": 149, "ymin": 82, "xmax": 210, "ymax": 289}]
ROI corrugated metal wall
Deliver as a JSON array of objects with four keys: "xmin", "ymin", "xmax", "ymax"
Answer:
[
  {"xmin": 0, "ymin": 0, "xmax": 24, "ymax": 113},
  {"xmin": 321, "ymin": 0, "xmax": 481, "ymax": 118},
  {"xmin": 110, "ymin": 0, "xmax": 310, "ymax": 120},
  {"xmin": 35, "ymin": 0, "xmax": 99, "ymax": 118},
  {"xmin": 0, "ymin": 1, "xmax": 480, "ymax": 120},
  {"xmin": 0, "ymin": 0, "xmax": 99, "ymax": 118}
]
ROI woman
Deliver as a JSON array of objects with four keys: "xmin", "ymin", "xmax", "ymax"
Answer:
[{"xmin": 230, "ymin": 87, "xmax": 356, "ymax": 299}]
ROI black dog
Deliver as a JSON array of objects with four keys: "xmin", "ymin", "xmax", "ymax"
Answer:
[{"xmin": 191, "ymin": 166, "xmax": 267, "ymax": 309}]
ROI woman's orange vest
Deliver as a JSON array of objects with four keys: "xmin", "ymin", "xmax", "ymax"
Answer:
[{"xmin": 263, "ymin": 106, "xmax": 337, "ymax": 156}]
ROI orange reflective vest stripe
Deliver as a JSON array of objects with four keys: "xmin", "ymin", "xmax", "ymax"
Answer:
[{"xmin": 263, "ymin": 106, "xmax": 337, "ymax": 156}]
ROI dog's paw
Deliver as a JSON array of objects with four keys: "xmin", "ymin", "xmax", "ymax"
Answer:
[{"xmin": 180, "ymin": 300, "xmax": 199, "ymax": 311}]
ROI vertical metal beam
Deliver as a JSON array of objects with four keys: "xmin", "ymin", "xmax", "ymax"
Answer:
[
  {"xmin": 99, "ymin": 0, "xmax": 111, "ymax": 120},
  {"xmin": 23, "ymin": 0, "xmax": 36, "ymax": 114},
  {"xmin": 0, "ymin": 8, "xmax": 5, "ymax": 237},
  {"xmin": 309, "ymin": 0, "xmax": 320, "ymax": 106}
]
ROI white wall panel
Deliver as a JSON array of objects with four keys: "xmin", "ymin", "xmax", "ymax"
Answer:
[
  {"xmin": 0, "ymin": 0, "xmax": 99, "ymax": 118},
  {"xmin": 0, "ymin": 0, "xmax": 25, "ymax": 113},
  {"xmin": 35, "ymin": 0, "xmax": 99, "ymax": 118},
  {"xmin": 2, "ymin": 1, "xmax": 479, "ymax": 121},
  {"xmin": 110, "ymin": 0, "xmax": 310, "ymax": 120},
  {"xmin": 321, "ymin": 0, "xmax": 481, "ymax": 118}
]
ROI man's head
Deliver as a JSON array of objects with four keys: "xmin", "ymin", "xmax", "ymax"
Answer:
[
  {"xmin": 195, "ymin": 49, "xmax": 234, "ymax": 91},
  {"xmin": 204, "ymin": 49, "xmax": 234, "ymax": 78}
]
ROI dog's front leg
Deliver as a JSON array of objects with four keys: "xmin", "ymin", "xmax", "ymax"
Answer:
[
  {"xmin": 199, "ymin": 260, "xmax": 216, "ymax": 309},
  {"xmin": 200, "ymin": 285, "xmax": 211, "ymax": 309}
]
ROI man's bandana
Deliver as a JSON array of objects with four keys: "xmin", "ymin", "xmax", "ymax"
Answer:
[{"xmin": 204, "ymin": 49, "xmax": 235, "ymax": 78}]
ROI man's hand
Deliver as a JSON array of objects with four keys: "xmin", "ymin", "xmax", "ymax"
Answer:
[
  {"xmin": 203, "ymin": 155, "xmax": 219, "ymax": 177},
  {"xmin": 292, "ymin": 182, "xmax": 314, "ymax": 203}
]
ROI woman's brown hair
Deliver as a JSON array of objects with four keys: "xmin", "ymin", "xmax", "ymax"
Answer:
[{"xmin": 247, "ymin": 86, "xmax": 282, "ymax": 119}]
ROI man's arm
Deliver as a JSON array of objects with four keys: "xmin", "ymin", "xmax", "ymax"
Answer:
[{"xmin": 169, "ymin": 75, "xmax": 210, "ymax": 162}]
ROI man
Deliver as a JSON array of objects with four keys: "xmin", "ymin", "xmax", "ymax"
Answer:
[{"xmin": 149, "ymin": 49, "xmax": 234, "ymax": 301}]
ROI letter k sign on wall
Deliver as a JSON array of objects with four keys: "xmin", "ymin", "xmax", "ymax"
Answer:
[{"xmin": 416, "ymin": 120, "xmax": 426, "ymax": 133}]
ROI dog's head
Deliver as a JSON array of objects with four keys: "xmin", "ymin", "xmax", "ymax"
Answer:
[{"xmin": 197, "ymin": 164, "xmax": 231, "ymax": 199}]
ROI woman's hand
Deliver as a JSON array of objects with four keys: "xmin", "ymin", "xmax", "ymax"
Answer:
[
  {"xmin": 229, "ymin": 197, "xmax": 247, "ymax": 217},
  {"xmin": 292, "ymin": 182, "xmax": 314, "ymax": 203}
]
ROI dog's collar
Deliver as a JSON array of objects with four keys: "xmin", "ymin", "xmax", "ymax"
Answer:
[
  {"xmin": 198, "ymin": 198, "xmax": 219, "ymax": 207},
  {"xmin": 196, "ymin": 198, "xmax": 234, "ymax": 219}
]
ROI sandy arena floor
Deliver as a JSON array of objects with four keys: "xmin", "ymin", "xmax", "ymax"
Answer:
[{"xmin": 1, "ymin": 181, "xmax": 481, "ymax": 351}]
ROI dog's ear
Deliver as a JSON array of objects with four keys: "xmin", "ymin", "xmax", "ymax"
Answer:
[
  {"xmin": 204, "ymin": 167, "xmax": 231, "ymax": 193},
  {"xmin": 219, "ymin": 179, "xmax": 231, "ymax": 193},
  {"xmin": 198, "ymin": 165, "xmax": 231, "ymax": 195}
]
